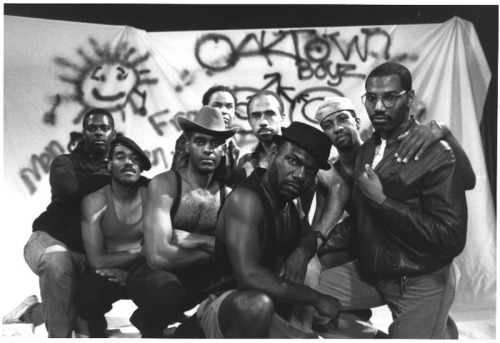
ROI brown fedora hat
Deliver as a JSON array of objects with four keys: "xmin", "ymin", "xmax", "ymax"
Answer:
[
  {"xmin": 272, "ymin": 122, "xmax": 331, "ymax": 170},
  {"xmin": 177, "ymin": 106, "xmax": 238, "ymax": 140}
]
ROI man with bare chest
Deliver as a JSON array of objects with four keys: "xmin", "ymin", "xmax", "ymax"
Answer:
[
  {"xmin": 126, "ymin": 106, "xmax": 236, "ymax": 338},
  {"xmin": 172, "ymin": 187, "xmax": 221, "ymax": 235}
]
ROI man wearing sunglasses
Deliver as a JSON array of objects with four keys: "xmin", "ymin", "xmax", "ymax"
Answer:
[{"xmin": 317, "ymin": 62, "xmax": 472, "ymax": 338}]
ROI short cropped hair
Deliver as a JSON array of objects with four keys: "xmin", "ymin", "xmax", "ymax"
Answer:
[
  {"xmin": 82, "ymin": 108, "xmax": 115, "ymax": 129},
  {"xmin": 246, "ymin": 90, "xmax": 285, "ymax": 116},
  {"xmin": 202, "ymin": 85, "xmax": 237, "ymax": 107},
  {"xmin": 366, "ymin": 62, "xmax": 412, "ymax": 91}
]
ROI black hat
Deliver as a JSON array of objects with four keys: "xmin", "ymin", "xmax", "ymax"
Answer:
[
  {"xmin": 177, "ymin": 106, "xmax": 238, "ymax": 140},
  {"xmin": 272, "ymin": 122, "xmax": 331, "ymax": 170},
  {"xmin": 110, "ymin": 136, "xmax": 152, "ymax": 171}
]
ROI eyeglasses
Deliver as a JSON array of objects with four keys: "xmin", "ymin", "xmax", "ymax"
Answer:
[
  {"xmin": 361, "ymin": 90, "xmax": 407, "ymax": 108},
  {"xmin": 85, "ymin": 124, "xmax": 111, "ymax": 133}
]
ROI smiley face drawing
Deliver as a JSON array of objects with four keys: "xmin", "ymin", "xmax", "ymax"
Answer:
[
  {"xmin": 49, "ymin": 38, "xmax": 158, "ymax": 124},
  {"xmin": 82, "ymin": 63, "xmax": 137, "ymax": 111}
]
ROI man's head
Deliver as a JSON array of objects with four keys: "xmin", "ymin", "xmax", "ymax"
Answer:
[
  {"xmin": 82, "ymin": 108, "xmax": 116, "ymax": 157},
  {"xmin": 178, "ymin": 106, "xmax": 237, "ymax": 175},
  {"xmin": 202, "ymin": 85, "xmax": 237, "ymax": 127},
  {"xmin": 108, "ymin": 136, "xmax": 151, "ymax": 186},
  {"xmin": 363, "ymin": 62, "xmax": 414, "ymax": 137},
  {"xmin": 315, "ymin": 97, "xmax": 361, "ymax": 153},
  {"xmin": 247, "ymin": 90, "xmax": 285, "ymax": 144},
  {"xmin": 267, "ymin": 122, "xmax": 331, "ymax": 201}
]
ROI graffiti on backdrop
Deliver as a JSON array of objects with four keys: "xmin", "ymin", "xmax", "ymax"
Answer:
[
  {"xmin": 44, "ymin": 37, "xmax": 159, "ymax": 125},
  {"xmin": 20, "ymin": 132, "xmax": 168, "ymax": 195},
  {"xmin": 194, "ymin": 27, "xmax": 419, "ymax": 85},
  {"xmin": 20, "ymin": 36, "xmax": 166, "ymax": 195},
  {"xmin": 195, "ymin": 27, "xmax": 418, "ymax": 140}
]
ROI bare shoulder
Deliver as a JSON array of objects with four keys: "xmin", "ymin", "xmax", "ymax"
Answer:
[
  {"xmin": 149, "ymin": 170, "xmax": 179, "ymax": 197},
  {"xmin": 83, "ymin": 187, "xmax": 107, "ymax": 206},
  {"xmin": 316, "ymin": 164, "xmax": 342, "ymax": 187},
  {"xmin": 81, "ymin": 188, "xmax": 107, "ymax": 219},
  {"xmin": 224, "ymin": 187, "xmax": 264, "ymax": 218}
]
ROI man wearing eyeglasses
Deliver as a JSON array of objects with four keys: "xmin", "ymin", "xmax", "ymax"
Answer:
[
  {"xmin": 318, "ymin": 62, "xmax": 472, "ymax": 338},
  {"xmin": 16, "ymin": 109, "xmax": 116, "ymax": 337}
]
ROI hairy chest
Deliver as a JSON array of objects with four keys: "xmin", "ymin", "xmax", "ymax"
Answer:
[{"xmin": 173, "ymin": 189, "xmax": 221, "ymax": 235}]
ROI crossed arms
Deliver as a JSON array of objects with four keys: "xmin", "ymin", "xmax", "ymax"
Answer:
[{"xmin": 142, "ymin": 171, "xmax": 215, "ymax": 270}]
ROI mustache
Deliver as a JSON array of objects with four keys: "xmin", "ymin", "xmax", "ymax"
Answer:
[
  {"xmin": 284, "ymin": 181, "xmax": 302, "ymax": 189},
  {"xmin": 120, "ymin": 166, "xmax": 136, "ymax": 173},
  {"xmin": 370, "ymin": 114, "xmax": 390, "ymax": 120}
]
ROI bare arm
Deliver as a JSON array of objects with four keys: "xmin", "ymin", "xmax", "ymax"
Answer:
[
  {"xmin": 143, "ymin": 172, "xmax": 212, "ymax": 270},
  {"xmin": 281, "ymin": 202, "xmax": 317, "ymax": 284},
  {"xmin": 311, "ymin": 168, "xmax": 350, "ymax": 240},
  {"xmin": 224, "ymin": 189, "xmax": 340, "ymax": 323},
  {"xmin": 81, "ymin": 191, "xmax": 141, "ymax": 271}
]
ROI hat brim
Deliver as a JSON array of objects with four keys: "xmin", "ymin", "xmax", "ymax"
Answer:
[
  {"xmin": 272, "ymin": 135, "xmax": 331, "ymax": 170},
  {"xmin": 177, "ymin": 117, "xmax": 238, "ymax": 140},
  {"xmin": 318, "ymin": 109, "xmax": 356, "ymax": 125}
]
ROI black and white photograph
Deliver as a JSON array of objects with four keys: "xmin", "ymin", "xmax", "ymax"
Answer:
[{"xmin": 2, "ymin": 1, "xmax": 496, "ymax": 339}]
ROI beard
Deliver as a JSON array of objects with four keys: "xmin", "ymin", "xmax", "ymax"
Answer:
[
  {"xmin": 336, "ymin": 143, "xmax": 354, "ymax": 153},
  {"xmin": 334, "ymin": 135, "xmax": 355, "ymax": 153}
]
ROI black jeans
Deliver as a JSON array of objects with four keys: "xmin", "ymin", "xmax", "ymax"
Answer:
[
  {"xmin": 126, "ymin": 258, "xmax": 213, "ymax": 338},
  {"xmin": 74, "ymin": 270, "xmax": 129, "ymax": 336}
]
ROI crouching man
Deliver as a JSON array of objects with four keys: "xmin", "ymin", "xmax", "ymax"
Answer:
[{"xmin": 197, "ymin": 122, "xmax": 341, "ymax": 338}]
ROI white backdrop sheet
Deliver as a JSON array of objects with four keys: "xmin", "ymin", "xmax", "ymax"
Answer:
[{"xmin": 3, "ymin": 15, "xmax": 495, "ymax": 312}]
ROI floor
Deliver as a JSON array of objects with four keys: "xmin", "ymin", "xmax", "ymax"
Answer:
[{"xmin": 1, "ymin": 300, "xmax": 495, "ymax": 339}]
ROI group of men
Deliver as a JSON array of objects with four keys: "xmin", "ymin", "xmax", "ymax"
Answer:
[{"xmin": 3, "ymin": 62, "xmax": 474, "ymax": 339}]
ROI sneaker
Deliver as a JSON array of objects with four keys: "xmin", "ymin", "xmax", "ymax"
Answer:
[{"xmin": 2, "ymin": 295, "xmax": 39, "ymax": 324}]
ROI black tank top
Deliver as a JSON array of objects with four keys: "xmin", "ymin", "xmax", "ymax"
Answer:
[{"xmin": 209, "ymin": 168, "xmax": 302, "ymax": 318}]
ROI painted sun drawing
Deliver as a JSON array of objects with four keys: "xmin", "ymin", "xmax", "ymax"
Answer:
[{"xmin": 48, "ymin": 37, "xmax": 159, "ymax": 124}]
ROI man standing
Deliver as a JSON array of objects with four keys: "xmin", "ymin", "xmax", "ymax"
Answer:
[
  {"xmin": 21, "ymin": 108, "xmax": 115, "ymax": 337},
  {"xmin": 318, "ymin": 62, "xmax": 469, "ymax": 338},
  {"xmin": 126, "ymin": 106, "xmax": 237, "ymax": 337},
  {"xmin": 237, "ymin": 90, "xmax": 317, "ymax": 213},
  {"xmin": 313, "ymin": 96, "xmax": 475, "ymax": 269},
  {"xmin": 74, "ymin": 136, "xmax": 151, "ymax": 337},
  {"xmin": 237, "ymin": 89, "xmax": 285, "ymax": 174},
  {"xmin": 171, "ymin": 85, "xmax": 240, "ymax": 183},
  {"xmin": 197, "ymin": 122, "xmax": 341, "ymax": 338}
]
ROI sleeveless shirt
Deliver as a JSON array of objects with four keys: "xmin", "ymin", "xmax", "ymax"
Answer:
[
  {"xmin": 210, "ymin": 168, "xmax": 302, "ymax": 319},
  {"xmin": 101, "ymin": 185, "xmax": 146, "ymax": 253}
]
